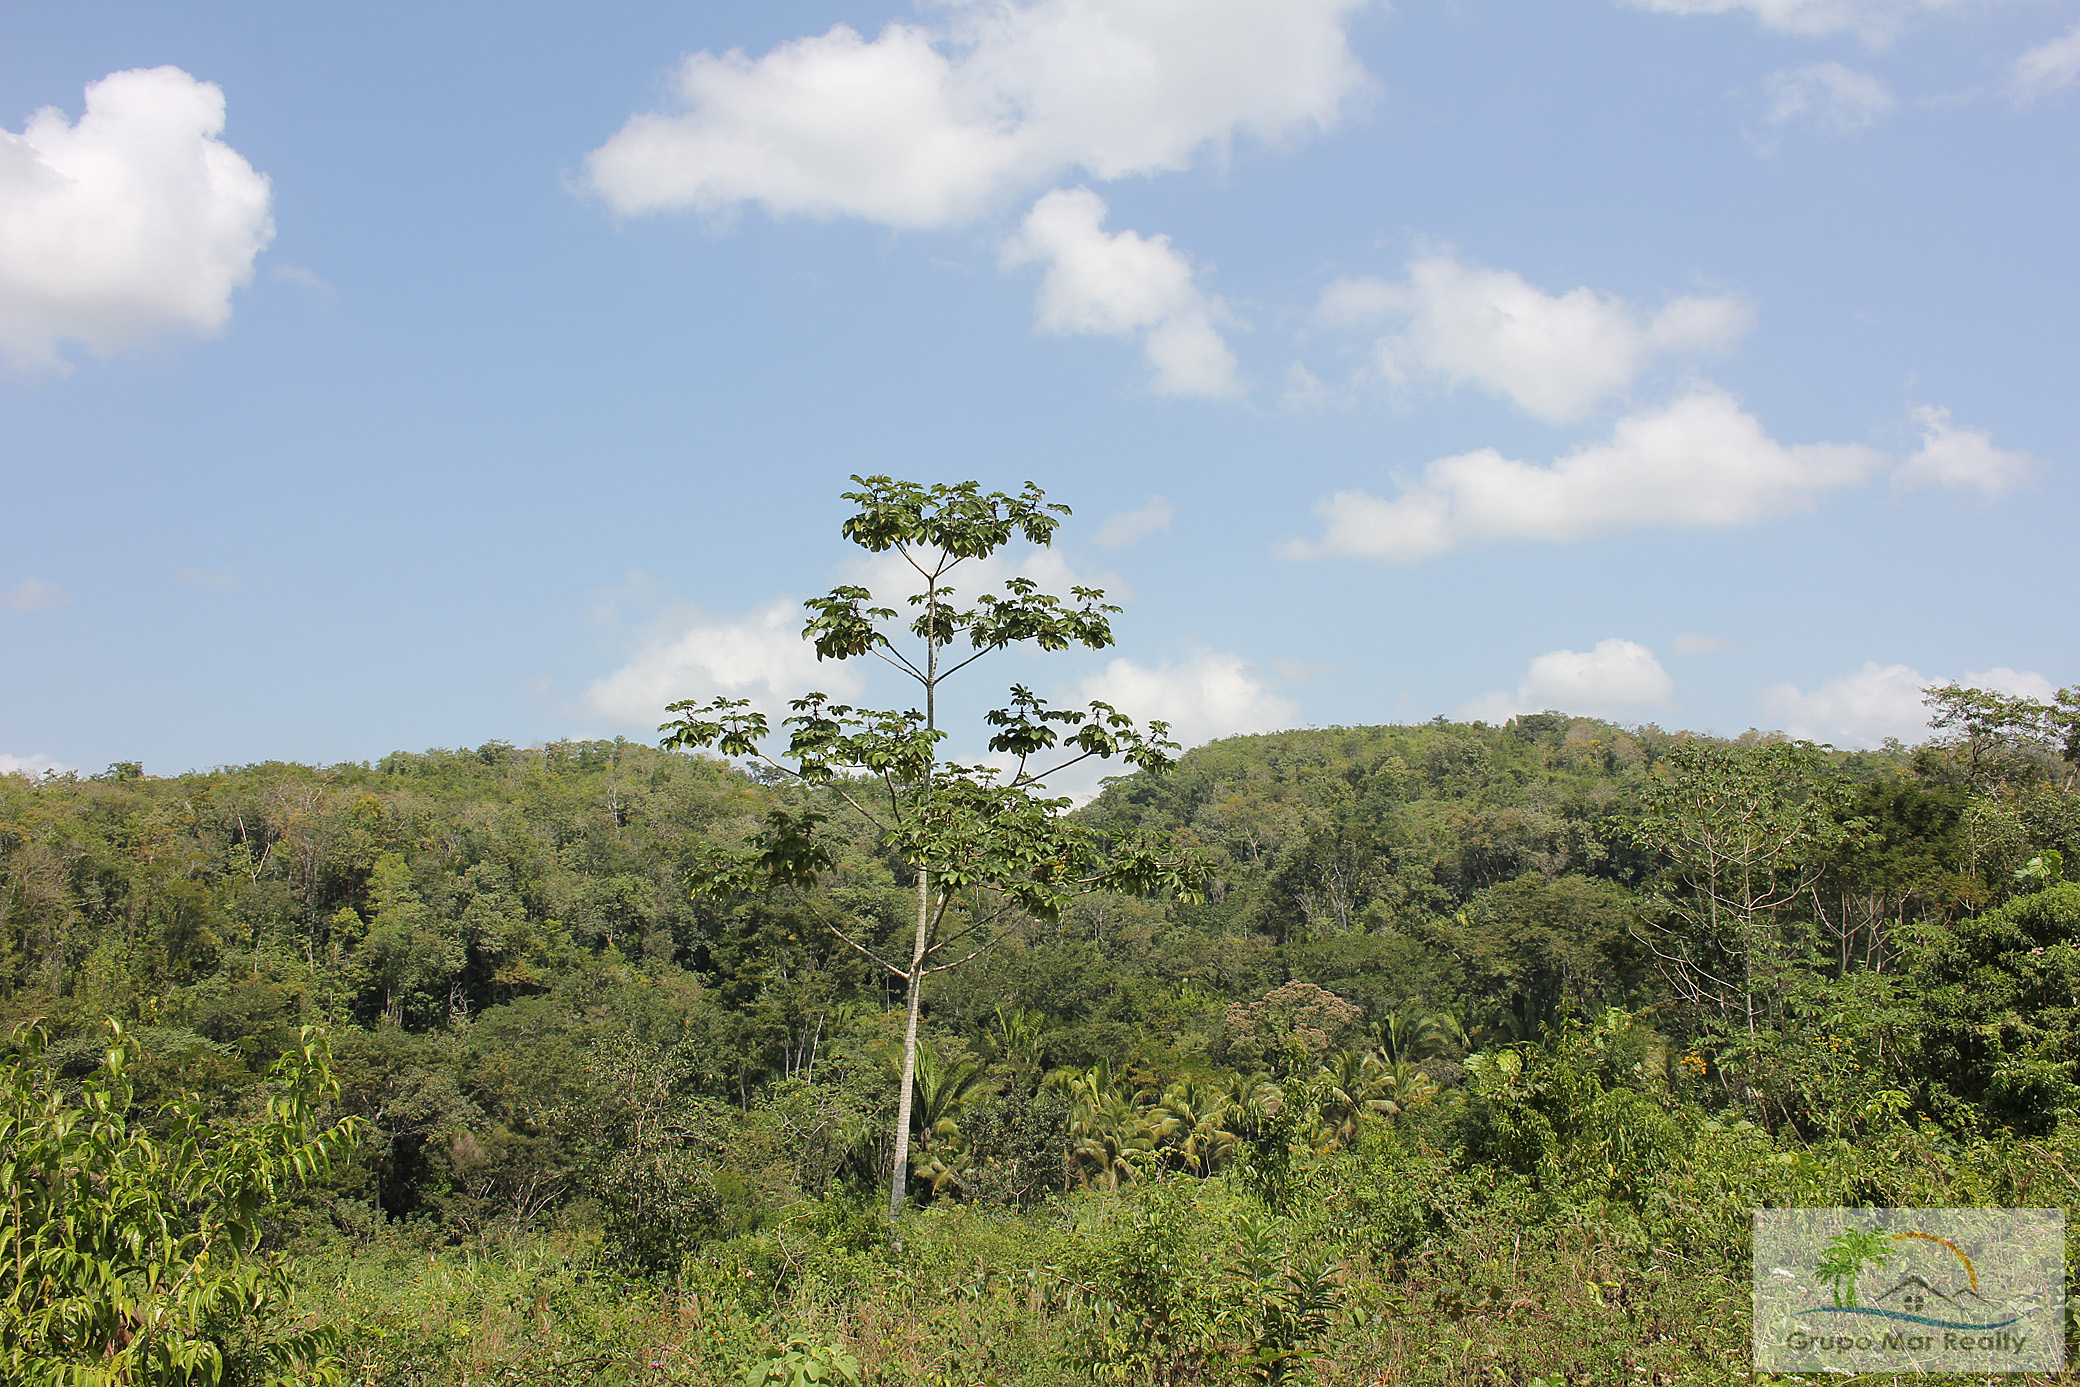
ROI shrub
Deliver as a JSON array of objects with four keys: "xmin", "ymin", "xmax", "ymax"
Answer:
[{"xmin": 1, "ymin": 1021, "xmax": 359, "ymax": 1386}]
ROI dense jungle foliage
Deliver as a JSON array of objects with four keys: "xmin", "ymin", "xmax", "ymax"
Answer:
[{"xmin": 5, "ymin": 684, "xmax": 2079, "ymax": 1384}]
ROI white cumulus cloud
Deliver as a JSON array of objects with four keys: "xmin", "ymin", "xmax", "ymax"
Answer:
[
  {"xmin": 0, "ymin": 752, "xmax": 75, "ymax": 779},
  {"xmin": 1762, "ymin": 62, "xmax": 1895, "ymax": 135},
  {"xmin": 1094, "ymin": 494, "xmax": 1176, "ymax": 549},
  {"xmin": 1895, "ymin": 405, "xmax": 2036, "ymax": 496},
  {"xmin": 590, "ymin": 545, "xmax": 1126, "ymax": 735},
  {"xmin": 2012, "ymin": 23, "xmax": 2080, "ymax": 101},
  {"xmin": 1284, "ymin": 389, "xmax": 1885, "ymax": 563},
  {"xmin": 583, "ymin": 0, "xmax": 1372, "ymax": 229},
  {"xmin": 1763, "ymin": 661, "xmax": 2059, "ymax": 746},
  {"xmin": 1003, "ymin": 188, "xmax": 1238, "ymax": 397},
  {"xmin": 1764, "ymin": 662, "xmax": 1930, "ymax": 745},
  {"xmin": 583, "ymin": 598, "xmax": 867, "ymax": 730},
  {"xmin": 1460, "ymin": 639, "xmax": 1676, "ymax": 723},
  {"xmin": 1076, "ymin": 650, "xmax": 1298, "ymax": 749},
  {"xmin": 0, "ymin": 67, "xmax": 274, "ymax": 370},
  {"xmin": 1317, "ymin": 251, "xmax": 1751, "ymax": 422},
  {"xmin": 1962, "ymin": 666, "xmax": 2061, "ymax": 702},
  {"xmin": 1621, "ymin": 0, "xmax": 1992, "ymax": 45}
]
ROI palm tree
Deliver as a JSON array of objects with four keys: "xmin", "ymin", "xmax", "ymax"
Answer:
[
  {"xmin": 985, "ymin": 1005, "xmax": 1048, "ymax": 1091},
  {"xmin": 1370, "ymin": 1055, "xmax": 1439, "ymax": 1111},
  {"xmin": 1149, "ymin": 1077, "xmax": 1240, "ymax": 1175},
  {"xmin": 1217, "ymin": 1070, "xmax": 1283, "ymax": 1144},
  {"xmin": 1315, "ymin": 1049, "xmax": 1401, "ymax": 1149},
  {"xmin": 1053, "ymin": 1060, "xmax": 1162, "ymax": 1190},
  {"xmin": 1369, "ymin": 1001, "xmax": 1466, "ymax": 1067},
  {"xmin": 907, "ymin": 1047, "xmax": 989, "ymax": 1137},
  {"xmin": 1056, "ymin": 1057, "xmax": 1151, "ymax": 1117},
  {"xmin": 911, "ymin": 1116, "xmax": 971, "ymax": 1196},
  {"xmin": 1486, "ymin": 991, "xmax": 1565, "ymax": 1047},
  {"xmin": 1068, "ymin": 1090, "xmax": 1153, "ymax": 1191}
]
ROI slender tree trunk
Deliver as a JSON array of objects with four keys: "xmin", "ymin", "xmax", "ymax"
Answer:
[
  {"xmin": 889, "ymin": 867, "xmax": 930, "ymax": 1219},
  {"xmin": 888, "ymin": 556, "xmax": 949, "ymax": 1221}
]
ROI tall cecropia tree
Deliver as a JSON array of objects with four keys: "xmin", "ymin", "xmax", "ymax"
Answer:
[
  {"xmin": 1629, "ymin": 739, "xmax": 1854, "ymax": 1069},
  {"xmin": 660, "ymin": 476, "xmax": 1206, "ymax": 1218}
]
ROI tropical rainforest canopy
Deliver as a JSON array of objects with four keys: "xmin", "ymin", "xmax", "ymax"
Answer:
[{"xmin": 4, "ymin": 680, "xmax": 2077, "ymax": 1383}]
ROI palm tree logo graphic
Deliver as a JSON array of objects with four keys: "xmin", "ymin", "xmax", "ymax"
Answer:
[{"xmin": 1817, "ymin": 1229, "xmax": 1895, "ymax": 1307}]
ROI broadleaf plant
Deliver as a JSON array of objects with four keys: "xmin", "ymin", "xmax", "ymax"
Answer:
[{"xmin": 1, "ymin": 1020, "xmax": 360, "ymax": 1386}]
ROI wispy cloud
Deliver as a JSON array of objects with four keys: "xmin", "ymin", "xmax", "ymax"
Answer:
[
  {"xmin": 1094, "ymin": 495, "xmax": 1176, "ymax": 550},
  {"xmin": 1621, "ymin": 0, "xmax": 1993, "ymax": 46},
  {"xmin": 0, "ymin": 752, "xmax": 76, "ymax": 779},
  {"xmin": 1076, "ymin": 649, "xmax": 1298, "ymax": 748},
  {"xmin": 1284, "ymin": 394, "xmax": 2030, "ymax": 564},
  {"xmin": 1760, "ymin": 62, "xmax": 1895, "ymax": 137},
  {"xmin": 269, "ymin": 263, "xmax": 335, "ymax": 301},
  {"xmin": 175, "ymin": 567, "xmax": 240, "ymax": 589},
  {"xmin": 584, "ymin": 597, "xmax": 866, "ymax": 730},
  {"xmin": 4, "ymin": 578, "xmax": 71, "ymax": 612},
  {"xmin": 2011, "ymin": 22, "xmax": 2080, "ymax": 101}
]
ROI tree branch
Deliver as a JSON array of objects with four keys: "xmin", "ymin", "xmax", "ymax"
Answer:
[
  {"xmin": 924, "ymin": 923, "xmax": 1021, "ymax": 974},
  {"xmin": 1010, "ymin": 747, "xmax": 1101, "ymax": 789},
  {"xmin": 923, "ymin": 900, "xmax": 1017, "ymax": 958},
  {"xmin": 872, "ymin": 646, "xmax": 928, "ymax": 684},
  {"xmin": 823, "ymin": 920, "xmax": 908, "ymax": 980},
  {"xmin": 936, "ymin": 646, "xmax": 999, "ymax": 682},
  {"xmin": 824, "ymin": 783, "xmax": 892, "ymax": 837}
]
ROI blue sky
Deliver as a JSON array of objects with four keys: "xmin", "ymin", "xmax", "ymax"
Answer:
[{"xmin": 2, "ymin": 0, "xmax": 2075, "ymax": 779}]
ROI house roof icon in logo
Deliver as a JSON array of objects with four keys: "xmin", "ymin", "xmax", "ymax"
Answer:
[{"xmin": 1872, "ymin": 1273, "xmax": 1989, "ymax": 1319}]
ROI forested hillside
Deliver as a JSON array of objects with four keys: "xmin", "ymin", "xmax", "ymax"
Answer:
[{"xmin": 5, "ymin": 685, "xmax": 2079, "ymax": 1384}]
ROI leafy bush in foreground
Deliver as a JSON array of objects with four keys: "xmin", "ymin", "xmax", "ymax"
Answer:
[{"xmin": 1, "ymin": 1022, "xmax": 357, "ymax": 1386}]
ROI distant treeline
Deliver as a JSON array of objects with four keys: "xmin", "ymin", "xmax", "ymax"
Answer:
[{"xmin": 4, "ymin": 695, "xmax": 2074, "ymax": 1225}]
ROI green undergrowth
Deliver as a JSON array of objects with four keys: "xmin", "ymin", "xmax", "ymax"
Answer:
[{"xmin": 301, "ymin": 1113, "xmax": 2080, "ymax": 1387}]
